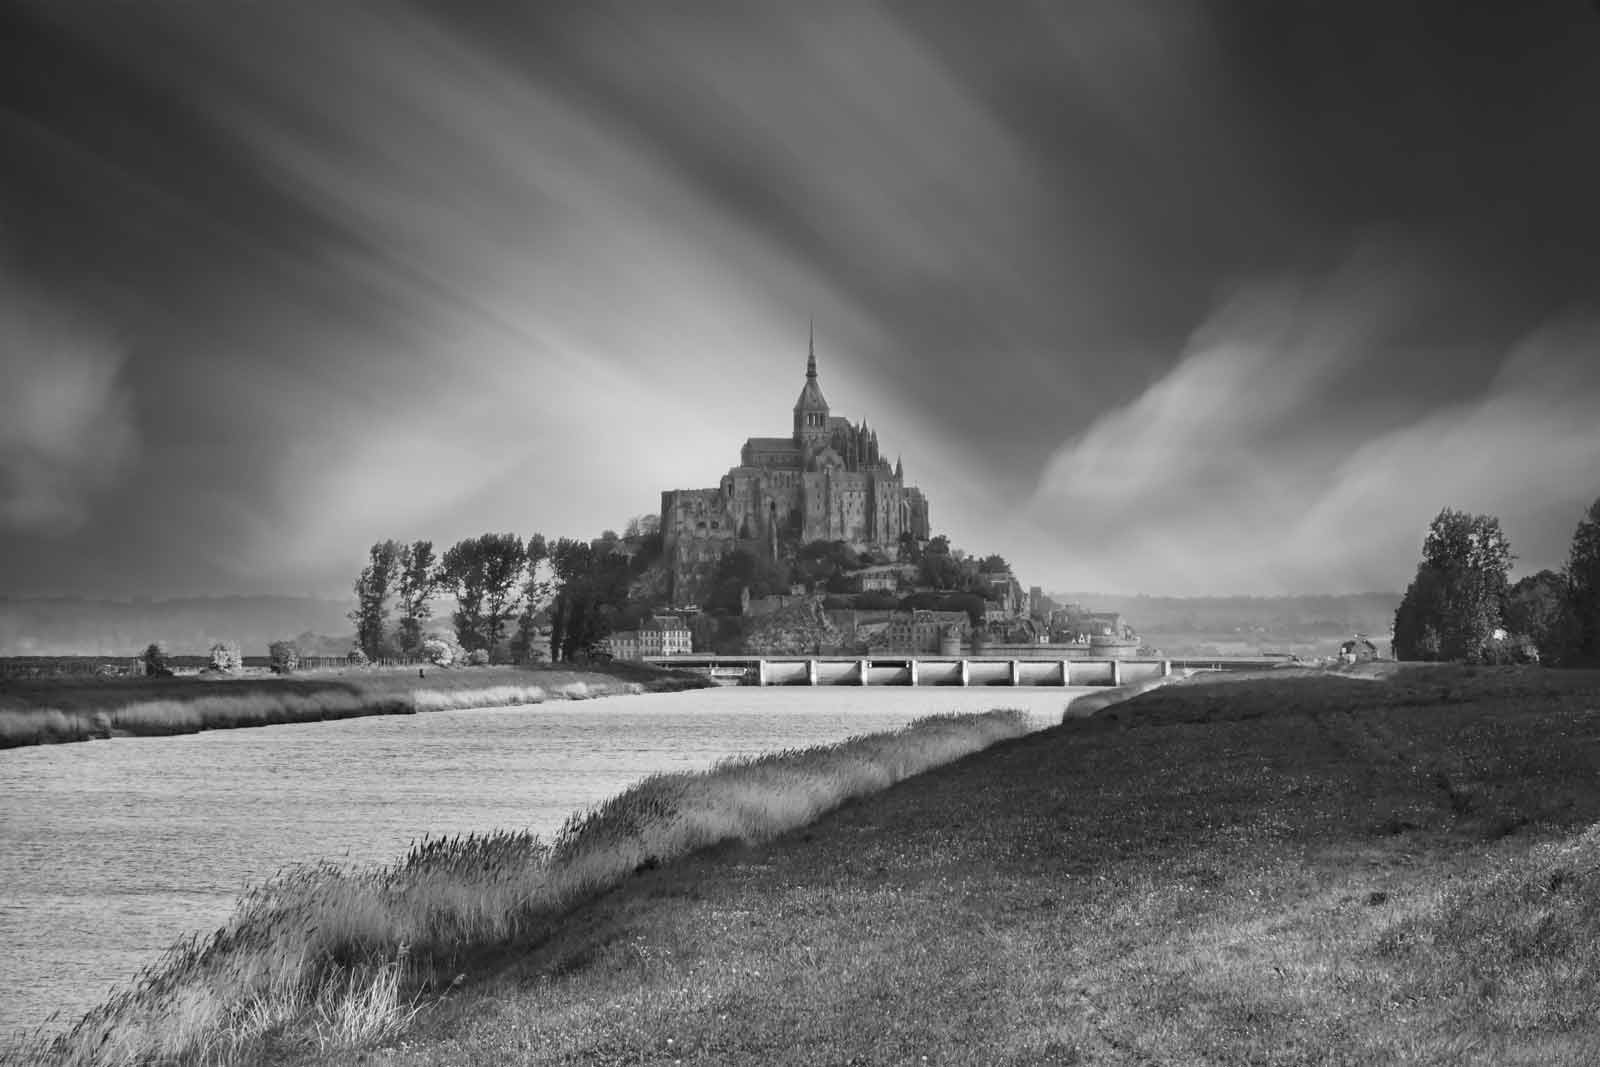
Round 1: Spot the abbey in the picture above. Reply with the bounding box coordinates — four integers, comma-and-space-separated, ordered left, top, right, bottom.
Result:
660, 332, 930, 603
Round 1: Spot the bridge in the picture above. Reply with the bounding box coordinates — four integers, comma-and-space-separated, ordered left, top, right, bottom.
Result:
640, 655, 1173, 687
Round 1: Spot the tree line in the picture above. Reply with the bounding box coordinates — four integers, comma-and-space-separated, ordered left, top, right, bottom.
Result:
349, 525, 665, 664
1393, 497, 1600, 666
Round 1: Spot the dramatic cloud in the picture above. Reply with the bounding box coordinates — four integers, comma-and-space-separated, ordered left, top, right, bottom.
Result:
1024, 243, 1600, 594
1, 3, 1597, 597
0, 264, 139, 532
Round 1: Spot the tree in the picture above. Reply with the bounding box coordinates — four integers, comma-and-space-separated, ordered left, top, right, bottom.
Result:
350, 540, 403, 660
395, 541, 439, 657
625, 513, 660, 539
208, 641, 242, 672
421, 636, 458, 667
1393, 565, 1448, 663
792, 540, 859, 591
708, 548, 789, 613
1567, 496, 1600, 666
1502, 569, 1572, 664
478, 535, 529, 658
268, 640, 299, 674
918, 535, 961, 591
511, 534, 553, 664
1392, 508, 1514, 662
977, 553, 1011, 575
142, 641, 172, 677
547, 538, 630, 661
439, 534, 528, 658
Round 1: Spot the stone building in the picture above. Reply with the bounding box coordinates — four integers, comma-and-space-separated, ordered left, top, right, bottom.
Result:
850, 564, 916, 594
660, 330, 931, 604
640, 616, 693, 656
885, 609, 972, 654
601, 616, 692, 660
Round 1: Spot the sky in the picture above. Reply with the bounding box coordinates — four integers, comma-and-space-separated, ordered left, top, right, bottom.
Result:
1, 1, 1598, 600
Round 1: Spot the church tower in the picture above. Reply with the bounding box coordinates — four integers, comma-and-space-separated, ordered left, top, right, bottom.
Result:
792, 321, 831, 446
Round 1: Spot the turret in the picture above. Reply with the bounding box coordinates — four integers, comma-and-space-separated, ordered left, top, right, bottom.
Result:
792, 321, 831, 445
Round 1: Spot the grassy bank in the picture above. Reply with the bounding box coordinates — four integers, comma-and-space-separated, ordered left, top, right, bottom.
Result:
239, 663, 1600, 1066
6, 709, 1034, 1066
0, 662, 713, 749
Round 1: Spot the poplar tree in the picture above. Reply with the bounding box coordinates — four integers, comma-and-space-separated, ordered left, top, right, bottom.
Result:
511, 534, 552, 663
395, 540, 439, 657
547, 538, 630, 661
1566, 496, 1600, 666
350, 539, 402, 660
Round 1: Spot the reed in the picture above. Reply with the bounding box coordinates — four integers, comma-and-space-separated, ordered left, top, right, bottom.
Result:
0, 667, 704, 749
4, 709, 1031, 1066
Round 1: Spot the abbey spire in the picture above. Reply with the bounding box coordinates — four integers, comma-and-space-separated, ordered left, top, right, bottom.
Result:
793, 321, 830, 445
806, 317, 817, 379
660, 324, 932, 604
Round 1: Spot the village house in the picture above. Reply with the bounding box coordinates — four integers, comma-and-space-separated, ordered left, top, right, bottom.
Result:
602, 616, 693, 660
885, 609, 972, 654
850, 564, 915, 594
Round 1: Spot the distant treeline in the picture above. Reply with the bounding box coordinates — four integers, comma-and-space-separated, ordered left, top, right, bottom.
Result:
0, 596, 355, 658
0, 654, 379, 679
1048, 591, 1403, 635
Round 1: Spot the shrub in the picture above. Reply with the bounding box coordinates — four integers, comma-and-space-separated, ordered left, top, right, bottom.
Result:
421, 637, 455, 667
268, 640, 299, 674
142, 642, 173, 678
346, 647, 370, 667
466, 648, 490, 667
1482, 632, 1540, 666
208, 641, 242, 672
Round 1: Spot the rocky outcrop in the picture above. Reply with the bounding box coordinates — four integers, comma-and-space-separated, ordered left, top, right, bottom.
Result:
743, 597, 844, 655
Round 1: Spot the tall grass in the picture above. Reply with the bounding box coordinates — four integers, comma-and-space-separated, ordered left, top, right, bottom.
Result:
5, 709, 1031, 1066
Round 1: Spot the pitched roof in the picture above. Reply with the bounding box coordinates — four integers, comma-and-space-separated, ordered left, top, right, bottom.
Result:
794, 375, 829, 412
744, 437, 798, 453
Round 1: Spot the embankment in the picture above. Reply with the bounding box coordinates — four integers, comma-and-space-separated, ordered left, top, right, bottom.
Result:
274, 664, 1600, 1065
0, 663, 713, 750
6, 709, 1035, 1067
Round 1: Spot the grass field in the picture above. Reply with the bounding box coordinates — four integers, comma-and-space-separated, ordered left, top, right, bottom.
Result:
0, 661, 712, 748
246, 662, 1600, 1067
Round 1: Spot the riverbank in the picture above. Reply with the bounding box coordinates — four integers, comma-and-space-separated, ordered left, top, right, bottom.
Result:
276, 663, 1600, 1065
0, 662, 714, 749
6, 709, 1036, 1066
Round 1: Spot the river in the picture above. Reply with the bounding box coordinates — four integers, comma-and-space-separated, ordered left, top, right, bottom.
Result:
0, 685, 1083, 1040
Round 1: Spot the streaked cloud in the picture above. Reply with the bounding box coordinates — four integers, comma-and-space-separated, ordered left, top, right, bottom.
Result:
0, 262, 139, 532
1023, 242, 1600, 593
1, 2, 1596, 597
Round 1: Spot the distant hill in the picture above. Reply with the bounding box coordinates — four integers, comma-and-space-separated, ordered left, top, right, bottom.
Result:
1048, 591, 1403, 658
0, 595, 359, 656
